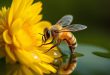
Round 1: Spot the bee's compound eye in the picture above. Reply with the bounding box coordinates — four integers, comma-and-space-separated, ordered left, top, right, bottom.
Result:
46, 30, 50, 38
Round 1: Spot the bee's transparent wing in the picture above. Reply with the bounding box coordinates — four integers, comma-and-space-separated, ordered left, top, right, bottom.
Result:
60, 24, 87, 32
56, 15, 73, 26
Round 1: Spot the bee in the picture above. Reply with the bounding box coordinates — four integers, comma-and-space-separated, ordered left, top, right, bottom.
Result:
40, 15, 87, 74
41, 15, 87, 54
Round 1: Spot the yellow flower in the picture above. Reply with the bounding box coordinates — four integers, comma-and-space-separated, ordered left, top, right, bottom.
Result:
0, 0, 61, 75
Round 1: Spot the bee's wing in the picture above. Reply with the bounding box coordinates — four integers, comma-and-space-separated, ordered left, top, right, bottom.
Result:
56, 15, 73, 26
60, 24, 87, 32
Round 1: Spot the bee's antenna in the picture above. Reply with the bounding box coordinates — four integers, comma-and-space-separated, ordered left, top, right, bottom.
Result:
38, 33, 44, 35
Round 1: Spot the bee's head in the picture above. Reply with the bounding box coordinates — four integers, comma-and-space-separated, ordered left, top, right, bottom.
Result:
42, 28, 51, 43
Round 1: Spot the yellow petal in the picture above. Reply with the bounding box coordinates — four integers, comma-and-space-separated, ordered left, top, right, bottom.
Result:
3, 30, 12, 44
37, 63, 51, 74
8, 0, 14, 26
14, 49, 33, 65
30, 49, 54, 63
5, 44, 16, 62
39, 62, 57, 73
15, 29, 32, 48
29, 1, 42, 15
14, 49, 39, 66
13, 0, 33, 15
30, 14, 42, 24
10, 18, 23, 35
25, 0, 34, 6
30, 64, 43, 75
29, 50, 55, 63
13, 35, 20, 48
22, 1, 42, 20
1, 7, 7, 16
13, 0, 22, 14
38, 53, 54, 63
21, 65, 33, 75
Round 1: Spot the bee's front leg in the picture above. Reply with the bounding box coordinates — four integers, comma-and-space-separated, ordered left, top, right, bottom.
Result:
39, 38, 54, 47
44, 39, 61, 53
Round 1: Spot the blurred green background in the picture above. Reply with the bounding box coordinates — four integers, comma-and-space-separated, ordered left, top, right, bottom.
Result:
0, 0, 110, 75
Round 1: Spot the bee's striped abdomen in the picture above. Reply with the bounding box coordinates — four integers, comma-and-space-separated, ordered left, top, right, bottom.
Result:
65, 32, 77, 54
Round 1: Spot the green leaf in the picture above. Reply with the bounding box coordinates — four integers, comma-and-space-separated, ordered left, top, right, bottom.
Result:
92, 52, 110, 58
